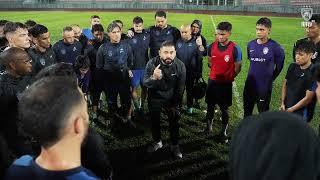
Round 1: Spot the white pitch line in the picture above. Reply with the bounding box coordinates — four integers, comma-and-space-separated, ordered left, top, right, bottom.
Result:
209, 15, 243, 118
210, 15, 216, 30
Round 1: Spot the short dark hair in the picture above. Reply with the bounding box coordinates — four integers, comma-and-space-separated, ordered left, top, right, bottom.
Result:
75, 55, 90, 70
133, 16, 143, 24
0, 20, 9, 27
107, 22, 121, 33
91, 15, 100, 19
256, 17, 272, 28
24, 19, 37, 29
217, 22, 232, 32
63, 26, 73, 33
35, 62, 77, 84
295, 40, 315, 54
160, 41, 175, 49
309, 14, 320, 25
29, 24, 48, 38
0, 47, 30, 68
91, 24, 104, 33
18, 76, 83, 148
155, 10, 166, 19
3, 22, 27, 35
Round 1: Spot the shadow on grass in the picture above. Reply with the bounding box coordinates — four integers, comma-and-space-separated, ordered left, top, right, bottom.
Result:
107, 138, 229, 180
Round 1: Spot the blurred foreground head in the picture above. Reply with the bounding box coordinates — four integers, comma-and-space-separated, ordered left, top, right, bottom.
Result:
230, 111, 320, 180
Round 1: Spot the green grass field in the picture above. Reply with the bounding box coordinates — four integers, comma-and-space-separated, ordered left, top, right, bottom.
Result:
1, 11, 319, 179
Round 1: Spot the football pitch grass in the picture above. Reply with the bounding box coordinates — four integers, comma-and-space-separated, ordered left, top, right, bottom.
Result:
1, 11, 319, 179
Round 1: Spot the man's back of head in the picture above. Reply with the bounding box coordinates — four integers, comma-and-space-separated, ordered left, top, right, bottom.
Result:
19, 76, 88, 149
4, 76, 98, 179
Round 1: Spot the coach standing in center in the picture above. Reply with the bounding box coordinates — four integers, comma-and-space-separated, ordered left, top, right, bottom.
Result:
144, 41, 186, 159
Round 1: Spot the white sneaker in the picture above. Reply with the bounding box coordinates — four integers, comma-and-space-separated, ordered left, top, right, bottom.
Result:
147, 141, 163, 153
170, 145, 182, 159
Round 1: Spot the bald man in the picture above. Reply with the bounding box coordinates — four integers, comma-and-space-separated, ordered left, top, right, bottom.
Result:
53, 26, 83, 65
175, 24, 203, 115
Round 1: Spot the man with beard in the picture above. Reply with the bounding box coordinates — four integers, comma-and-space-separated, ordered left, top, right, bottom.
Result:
5, 76, 99, 179
53, 26, 82, 65
0, 47, 33, 158
28, 24, 56, 76
144, 41, 186, 159
33, 63, 113, 179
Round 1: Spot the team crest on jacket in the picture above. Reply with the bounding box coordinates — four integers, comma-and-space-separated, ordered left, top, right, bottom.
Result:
263, 47, 269, 55
40, 58, 46, 66
166, 30, 171, 35
108, 50, 113, 57
143, 36, 146, 41
73, 47, 77, 52
132, 38, 137, 44
60, 49, 66, 55
177, 43, 182, 48
224, 55, 230, 62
